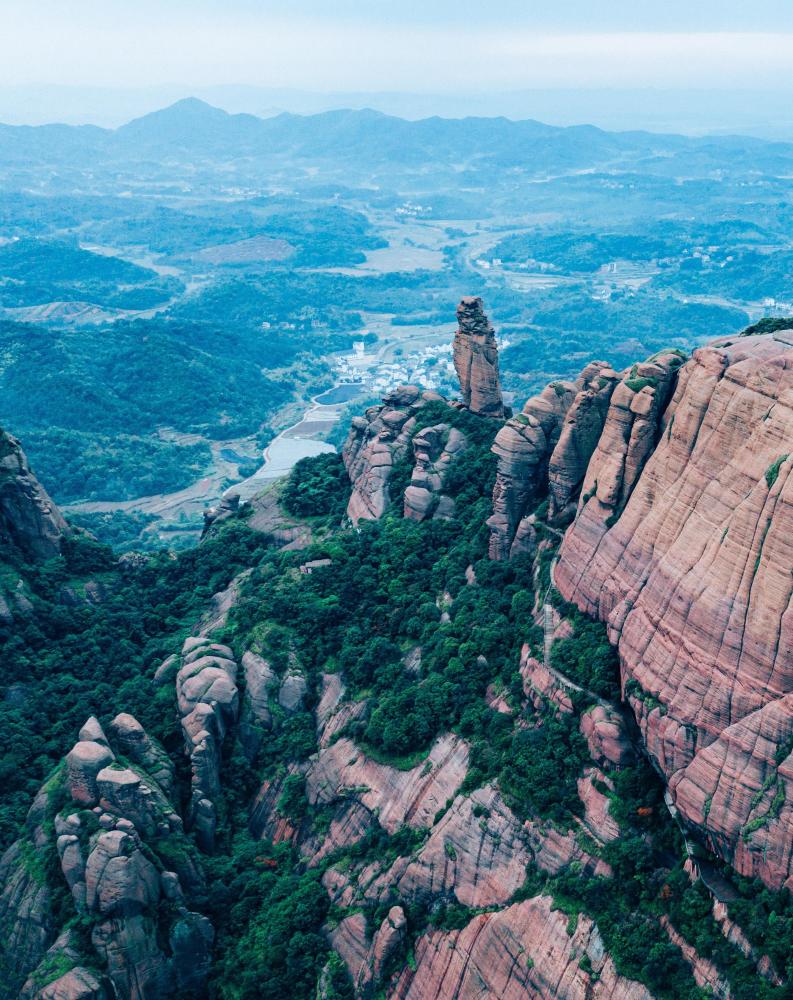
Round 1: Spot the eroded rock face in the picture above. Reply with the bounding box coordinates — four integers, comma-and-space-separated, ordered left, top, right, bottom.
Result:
712, 900, 782, 985
245, 483, 314, 549
343, 387, 440, 524
84, 830, 160, 916
580, 704, 635, 770
488, 362, 626, 559
0, 839, 58, 995
239, 651, 275, 759
389, 896, 652, 1000
403, 424, 467, 522
306, 734, 469, 834
20, 930, 112, 999
558, 350, 683, 547
330, 906, 408, 997
176, 636, 239, 851
31, 965, 110, 1000
661, 917, 732, 998
2, 718, 212, 1000
487, 378, 577, 560
278, 667, 308, 712
452, 297, 504, 418
556, 333, 793, 888
547, 362, 621, 526
108, 713, 174, 798
0, 429, 69, 562
65, 740, 115, 807
380, 785, 530, 908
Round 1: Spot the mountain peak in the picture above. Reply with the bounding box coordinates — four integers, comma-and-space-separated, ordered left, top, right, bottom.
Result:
117, 97, 232, 134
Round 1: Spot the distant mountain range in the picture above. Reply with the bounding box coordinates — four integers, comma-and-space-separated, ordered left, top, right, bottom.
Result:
4, 97, 793, 176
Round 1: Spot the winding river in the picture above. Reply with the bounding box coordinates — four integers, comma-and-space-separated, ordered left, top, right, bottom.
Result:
230, 383, 364, 501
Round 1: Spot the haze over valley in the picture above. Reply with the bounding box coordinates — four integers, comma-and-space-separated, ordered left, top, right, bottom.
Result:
2, 97, 792, 546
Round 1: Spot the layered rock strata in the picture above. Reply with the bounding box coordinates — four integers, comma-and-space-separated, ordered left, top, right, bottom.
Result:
249, 660, 623, 998
547, 362, 623, 525
175, 636, 240, 850
452, 297, 505, 418
201, 491, 240, 537
487, 380, 576, 558
488, 361, 620, 558
389, 896, 652, 1000
555, 332, 793, 888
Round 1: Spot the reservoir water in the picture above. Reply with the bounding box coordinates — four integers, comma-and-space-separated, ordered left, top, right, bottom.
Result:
229, 384, 364, 500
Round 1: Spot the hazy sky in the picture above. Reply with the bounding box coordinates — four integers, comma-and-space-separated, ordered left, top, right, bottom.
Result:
4, 0, 793, 92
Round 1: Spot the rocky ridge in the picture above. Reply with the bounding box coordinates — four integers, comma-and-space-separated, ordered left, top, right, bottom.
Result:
342, 386, 449, 523
0, 717, 212, 999
4, 301, 793, 998
0, 429, 69, 563
244, 655, 635, 999
554, 331, 793, 889
175, 636, 240, 851
487, 361, 619, 558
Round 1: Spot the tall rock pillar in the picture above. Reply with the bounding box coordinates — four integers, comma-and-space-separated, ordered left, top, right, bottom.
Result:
453, 297, 505, 418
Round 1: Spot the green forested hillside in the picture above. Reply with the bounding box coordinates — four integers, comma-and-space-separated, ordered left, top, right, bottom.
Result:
0, 318, 296, 503
4, 438, 793, 1000
0, 238, 182, 309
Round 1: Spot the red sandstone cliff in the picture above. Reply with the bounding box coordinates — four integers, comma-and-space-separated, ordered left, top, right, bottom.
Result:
555, 330, 793, 889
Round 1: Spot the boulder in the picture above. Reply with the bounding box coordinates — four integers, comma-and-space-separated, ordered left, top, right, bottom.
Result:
95, 766, 176, 838
403, 424, 467, 522
278, 668, 308, 712
239, 651, 275, 757
65, 741, 115, 807
580, 704, 635, 769
202, 492, 240, 537
84, 830, 160, 917
108, 713, 174, 797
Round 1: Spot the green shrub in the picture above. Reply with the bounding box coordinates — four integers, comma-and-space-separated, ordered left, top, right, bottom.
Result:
765, 454, 788, 489
281, 453, 350, 519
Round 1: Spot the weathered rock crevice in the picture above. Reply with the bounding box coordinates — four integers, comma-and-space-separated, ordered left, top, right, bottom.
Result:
555, 332, 793, 888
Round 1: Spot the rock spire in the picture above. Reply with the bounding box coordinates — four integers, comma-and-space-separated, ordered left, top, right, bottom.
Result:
453, 297, 504, 418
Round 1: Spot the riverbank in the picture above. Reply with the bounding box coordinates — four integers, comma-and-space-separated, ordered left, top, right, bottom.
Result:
230, 383, 366, 501
63, 382, 368, 542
